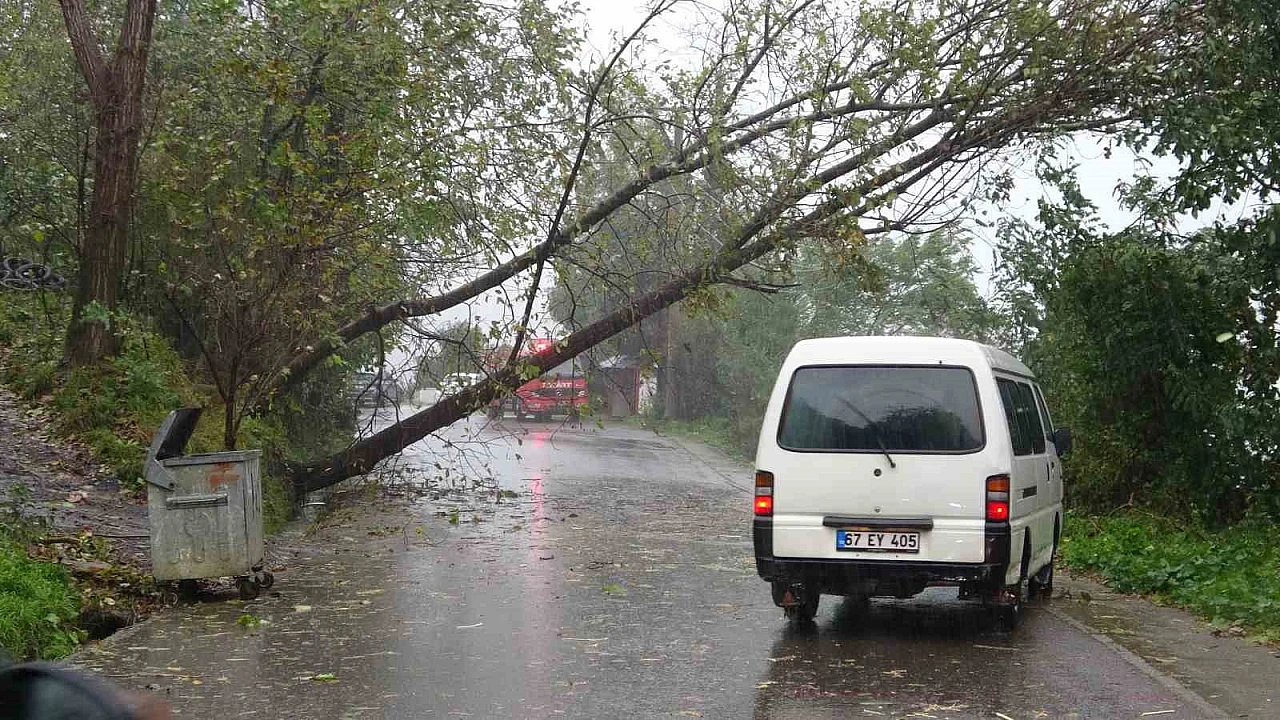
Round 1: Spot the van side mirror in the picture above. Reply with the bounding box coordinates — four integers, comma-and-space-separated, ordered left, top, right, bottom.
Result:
1052, 427, 1073, 457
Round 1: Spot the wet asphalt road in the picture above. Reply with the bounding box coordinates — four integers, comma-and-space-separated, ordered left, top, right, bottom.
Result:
78, 415, 1215, 719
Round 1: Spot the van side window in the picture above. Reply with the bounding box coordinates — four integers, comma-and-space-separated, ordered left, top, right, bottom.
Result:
1013, 382, 1046, 454
1032, 384, 1054, 441
996, 379, 1032, 456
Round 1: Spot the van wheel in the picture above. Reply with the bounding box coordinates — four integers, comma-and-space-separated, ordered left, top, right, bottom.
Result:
1031, 534, 1058, 601
1029, 517, 1059, 597
996, 537, 1031, 631
784, 593, 820, 624
773, 582, 820, 623
1030, 558, 1055, 601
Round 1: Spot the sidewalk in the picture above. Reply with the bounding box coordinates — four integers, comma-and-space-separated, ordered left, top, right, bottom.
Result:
1053, 571, 1278, 718
0, 385, 149, 565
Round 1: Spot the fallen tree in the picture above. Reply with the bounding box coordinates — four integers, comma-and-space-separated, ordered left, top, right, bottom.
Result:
285, 0, 1197, 492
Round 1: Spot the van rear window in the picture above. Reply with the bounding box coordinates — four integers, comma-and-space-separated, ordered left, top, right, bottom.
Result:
778, 366, 984, 453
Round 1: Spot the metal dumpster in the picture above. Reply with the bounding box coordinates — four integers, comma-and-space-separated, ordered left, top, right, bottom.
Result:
144, 408, 273, 599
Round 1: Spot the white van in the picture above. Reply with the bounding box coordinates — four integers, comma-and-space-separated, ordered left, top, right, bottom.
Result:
752, 336, 1071, 628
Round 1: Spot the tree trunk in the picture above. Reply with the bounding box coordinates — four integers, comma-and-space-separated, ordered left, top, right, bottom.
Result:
66, 104, 139, 362
224, 389, 238, 451
59, 0, 157, 365
290, 271, 707, 492
289, 216, 798, 492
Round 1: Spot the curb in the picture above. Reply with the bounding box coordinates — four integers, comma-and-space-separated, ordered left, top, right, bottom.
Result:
1044, 604, 1227, 719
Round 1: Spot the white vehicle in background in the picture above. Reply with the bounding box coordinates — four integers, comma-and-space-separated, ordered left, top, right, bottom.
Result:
438, 372, 483, 400
752, 336, 1071, 629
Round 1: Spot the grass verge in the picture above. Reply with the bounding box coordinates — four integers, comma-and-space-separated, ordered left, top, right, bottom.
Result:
1061, 511, 1280, 640
0, 534, 80, 660
633, 415, 754, 462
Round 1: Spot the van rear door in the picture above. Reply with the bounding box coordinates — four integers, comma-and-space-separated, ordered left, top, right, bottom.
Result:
768, 365, 993, 563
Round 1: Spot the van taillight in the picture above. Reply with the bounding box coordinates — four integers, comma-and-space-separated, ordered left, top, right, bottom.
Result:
986, 474, 1010, 522
754, 470, 774, 517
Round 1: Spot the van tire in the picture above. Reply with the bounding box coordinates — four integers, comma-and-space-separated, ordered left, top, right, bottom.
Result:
1030, 558, 1055, 601
1031, 520, 1060, 600
784, 593, 820, 624
774, 582, 820, 623
996, 535, 1031, 631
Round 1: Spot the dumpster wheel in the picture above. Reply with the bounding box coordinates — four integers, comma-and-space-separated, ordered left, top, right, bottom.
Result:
237, 576, 261, 601
177, 579, 199, 603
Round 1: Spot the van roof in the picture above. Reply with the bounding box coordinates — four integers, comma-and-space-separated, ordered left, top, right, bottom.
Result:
788, 335, 1033, 378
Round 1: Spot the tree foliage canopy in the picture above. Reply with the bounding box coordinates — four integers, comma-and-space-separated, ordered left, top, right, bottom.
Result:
993, 0, 1280, 524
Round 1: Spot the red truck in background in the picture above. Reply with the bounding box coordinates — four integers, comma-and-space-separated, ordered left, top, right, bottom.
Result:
486, 338, 588, 421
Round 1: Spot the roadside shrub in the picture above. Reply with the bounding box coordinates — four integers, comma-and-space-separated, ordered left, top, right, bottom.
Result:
9, 360, 57, 400
1062, 512, 1280, 635
262, 475, 293, 535
50, 326, 196, 486
0, 536, 80, 660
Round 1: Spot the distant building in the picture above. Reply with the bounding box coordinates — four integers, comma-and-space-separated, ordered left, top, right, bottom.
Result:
587, 354, 654, 418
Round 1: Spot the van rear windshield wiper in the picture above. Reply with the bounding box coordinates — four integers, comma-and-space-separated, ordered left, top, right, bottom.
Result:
835, 396, 897, 468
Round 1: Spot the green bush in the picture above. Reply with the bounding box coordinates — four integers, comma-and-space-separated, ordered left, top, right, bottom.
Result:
50, 331, 197, 487
262, 474, 293, 535
1062, 512, 1280, 635
0, 536, 80, 660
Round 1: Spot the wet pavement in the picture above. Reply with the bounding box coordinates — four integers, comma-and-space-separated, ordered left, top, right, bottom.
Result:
77, 414, 1234, 718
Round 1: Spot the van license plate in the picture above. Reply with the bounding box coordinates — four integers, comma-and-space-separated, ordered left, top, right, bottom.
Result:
836, 529, 920, 553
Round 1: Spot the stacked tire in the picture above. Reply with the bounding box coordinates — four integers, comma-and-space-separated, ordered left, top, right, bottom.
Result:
0, 257, 66, 291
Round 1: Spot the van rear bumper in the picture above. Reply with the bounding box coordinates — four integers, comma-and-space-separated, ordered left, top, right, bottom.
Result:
754, 518, 1011, 593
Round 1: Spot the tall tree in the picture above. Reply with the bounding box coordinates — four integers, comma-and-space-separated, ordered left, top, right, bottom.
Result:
992, 0, 1280, 523
58, 0, 157, 364
285, 0, 1195, 491
802, 231, 1002, 341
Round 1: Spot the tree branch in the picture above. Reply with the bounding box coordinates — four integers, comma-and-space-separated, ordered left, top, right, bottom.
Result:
58, 0, 109, 102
